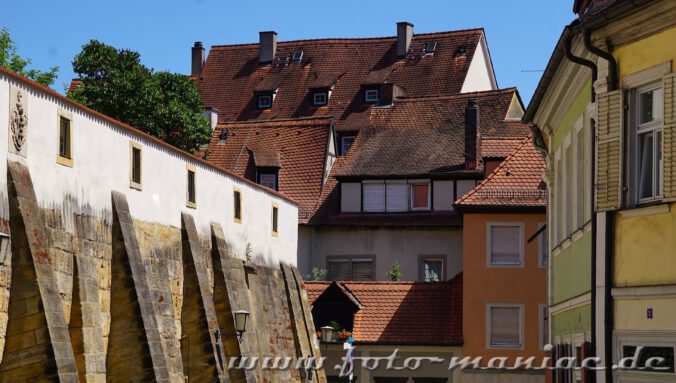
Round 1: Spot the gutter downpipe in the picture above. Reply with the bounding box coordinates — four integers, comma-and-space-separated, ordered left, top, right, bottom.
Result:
582, 27, 618, 383
563, 25, 599, 383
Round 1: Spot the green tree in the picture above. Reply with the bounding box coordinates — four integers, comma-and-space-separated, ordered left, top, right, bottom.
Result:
386, 261, 403, 281
68, 40, 210, 152
0, 28, 58, 87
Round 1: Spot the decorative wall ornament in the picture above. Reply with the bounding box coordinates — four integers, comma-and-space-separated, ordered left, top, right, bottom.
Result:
8, 86, 28, 156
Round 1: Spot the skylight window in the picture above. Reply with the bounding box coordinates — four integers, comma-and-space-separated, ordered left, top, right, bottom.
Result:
313, 92, 328, 106
365, 89, 379, 104
219, 128, 229, 142
292, 50, 304, 64
423, 41, 437, 55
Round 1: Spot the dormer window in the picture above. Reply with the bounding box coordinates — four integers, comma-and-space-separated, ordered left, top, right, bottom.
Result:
423, 41, 437, 55
219, 128, 229, 142
365, 89, 379, 103
257, 169, 278, 190
258, 94, 272, 109
313, 91, 328, 106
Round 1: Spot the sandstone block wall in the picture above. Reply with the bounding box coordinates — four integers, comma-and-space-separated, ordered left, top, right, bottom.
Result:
0, 161, 326, 383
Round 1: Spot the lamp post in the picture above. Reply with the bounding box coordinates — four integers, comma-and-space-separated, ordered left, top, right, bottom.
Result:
0, 232, 10, 265
320, 326, 334, 349
234, 310, 250, 343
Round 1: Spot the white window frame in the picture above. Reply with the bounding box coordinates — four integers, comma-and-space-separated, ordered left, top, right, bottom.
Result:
341, 135, 356, 156
615, 330, 676, 381
634, 82, 664, 204
409, 180, 431, 211
486, 222, 524, 267
573, 118, 586, 231
486, 303, 524, 349
258, 94, 272, 108
562, 134, 572, 238
313, 92, 328, 106
421, 257, 444, 282
365, 89, 379, 103
129, 141, 142, 190
553, 149, 562, 246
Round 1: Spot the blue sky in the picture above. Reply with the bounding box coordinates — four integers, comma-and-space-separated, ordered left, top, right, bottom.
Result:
2, 0, 575, 105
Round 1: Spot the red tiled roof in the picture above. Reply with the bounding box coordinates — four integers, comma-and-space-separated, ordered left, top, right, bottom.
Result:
482, 137, 524, 158
206, 117, 332, 222
305, 274, 463, 345
338, 88, 530, 178
455, 136, 547, 208
196, 29, 484, 131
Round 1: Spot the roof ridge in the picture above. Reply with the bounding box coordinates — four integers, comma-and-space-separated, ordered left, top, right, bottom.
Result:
395, 87, 517, 102
455, 135, 536, 205
218, 116, 334, 127
209, 28, 485, 49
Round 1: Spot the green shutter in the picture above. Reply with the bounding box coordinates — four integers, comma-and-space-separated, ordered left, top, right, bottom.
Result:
596, 90, 623, 211
663, 73, 676, 201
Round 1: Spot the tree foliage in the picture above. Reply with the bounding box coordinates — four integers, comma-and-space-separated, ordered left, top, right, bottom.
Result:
0, 28, 58, 86
68, 40, 210, 152
386, 261, 403, 281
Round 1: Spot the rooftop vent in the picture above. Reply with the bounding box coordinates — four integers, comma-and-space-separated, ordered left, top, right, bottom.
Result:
292, 50, 304, 64
423, 41, 437, 55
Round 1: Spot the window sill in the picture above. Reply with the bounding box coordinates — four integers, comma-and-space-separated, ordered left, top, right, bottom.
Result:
186, 201, 196, 209
234, 218, 242, 224
272, 231, 278, 237
619, 203, 670, 219
56, 156, 73, 167
488, 263, 524, 268
129, 181, 142, 191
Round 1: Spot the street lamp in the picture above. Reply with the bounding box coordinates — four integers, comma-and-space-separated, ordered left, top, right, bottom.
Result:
320, 326, 334, 349
0, 232, 10, 265
234, 310, 250, 342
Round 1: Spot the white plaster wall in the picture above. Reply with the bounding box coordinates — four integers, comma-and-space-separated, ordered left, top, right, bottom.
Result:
0, 72, 298, 266
461, 35, 498, 93
307, 226, 462, 281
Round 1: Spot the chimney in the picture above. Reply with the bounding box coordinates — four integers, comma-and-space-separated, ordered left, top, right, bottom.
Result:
259, 31, 277, 64
396, 22, 414, 58
191, 41, 205, 76
464, 99, 481, 170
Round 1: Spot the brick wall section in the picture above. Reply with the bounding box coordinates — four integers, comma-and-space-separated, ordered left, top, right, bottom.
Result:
2, 161, 78, 381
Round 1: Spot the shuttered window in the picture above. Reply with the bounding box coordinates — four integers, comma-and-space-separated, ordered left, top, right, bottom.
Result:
575, 124, 586, 229
327, 258, 374, 281
488, 224, 522, 265
352, 258, 374, 281
663, 73, 676, 201
363, 183, 385, 212
386, 183, 408, 212
328, 259, 351, 281
489, 306, 521, 347
596, 90, 623, 211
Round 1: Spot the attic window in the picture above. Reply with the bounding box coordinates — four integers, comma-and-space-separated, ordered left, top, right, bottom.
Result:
219, 128, 229, 142
292, 50, 304, 64
423, 41, 437, 55
365, 89, 379, 104
258, 94, 272, 109
455, 45, 468, 57
313, 91, 328, 106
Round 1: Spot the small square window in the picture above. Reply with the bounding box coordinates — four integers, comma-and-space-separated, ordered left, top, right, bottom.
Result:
234, 190, 242, 223
422, 259, 443, 282
313, 92, 328, 106
340, 135, 356, 156
130, 142, 142, 190
186, 167, 196, 207
365, 89, 379, 103
488, 224, 522, 266
259, 173, 277, 190
258, 95, 272, 109
410, 183, 430, 210
272, 204, 279, 236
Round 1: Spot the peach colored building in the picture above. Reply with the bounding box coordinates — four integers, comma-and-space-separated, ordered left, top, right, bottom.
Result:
456, 137, 548, 383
